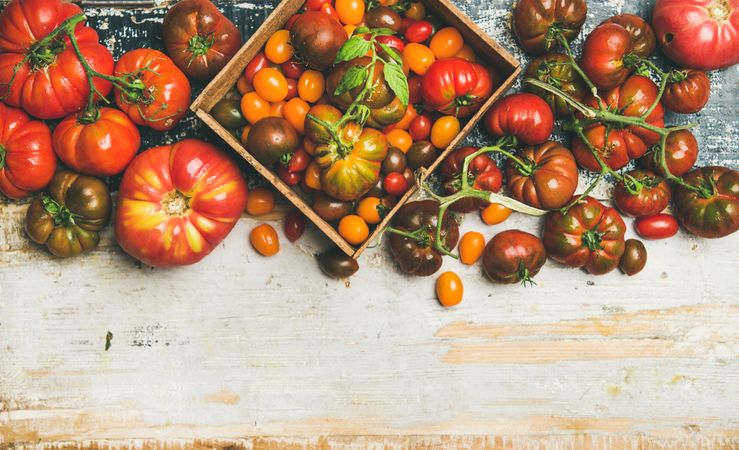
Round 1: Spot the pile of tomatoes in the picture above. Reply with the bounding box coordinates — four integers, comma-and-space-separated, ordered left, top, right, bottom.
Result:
213, 0, 500, 249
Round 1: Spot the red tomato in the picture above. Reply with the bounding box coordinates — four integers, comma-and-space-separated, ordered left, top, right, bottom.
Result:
285, 14, 301, 31
662, 70, 711, 114
421, 58, 497, 117
580, 23, 633, 90
634, 214, 679, 240
409, 114, 432, 141
440, 146, 503, 212
0, 103, 56, 199
384, 172, 411, 196
652, 0, 739, 70
280, 58, 306, 79
114, 49, 192, 131
484, 93, 554, 145
641, 129, 698, 177
116, 139, 248, 267
284, 208, 306, 242
408, 76, 423, 104
305, 0, 331, 11
284, 147, 310, 173
277, 165, 302, 185
405, 20, 433, 43
244, 52, 271, 83
52, 107, 140, 177
0, 0, 114, 119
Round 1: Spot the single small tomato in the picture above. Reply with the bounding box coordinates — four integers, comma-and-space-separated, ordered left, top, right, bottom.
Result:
405, 20, 433, 43
429, 27, 464, 59
277, 165, 301, 185
283, 97, 310, 134
384, 172, 411, 196
241, 91, 271, 124
270, 101, 286, 117
403, 43, 436, 75
335, 0, 365, 25
405, 1, 426, 20
244, 52, 271, 83
298, 70, 326, 103
236, 74, 254, 94
619, 238, 647, 276
381, 147, 407, 175
409, 114, 432, 141
284, 208, 306, 242
634, 214, 679, 240
356, 196, 384, 225
265, 29, 293, 64
286, 78, 298, 100
458, 231, 485, 265
386, 129, 413, 152
430, 115, 460, 149
240, 125, 251, 146
481, 203, 511, 225
338, 214, 370, 245
436, 271, 463, 307
246, 187, 276, 216
253, 67, 288, 103
280, 58, 305, 79
251, 224, 280, 256
304, 160, 322, 190
318, 248, 360, 278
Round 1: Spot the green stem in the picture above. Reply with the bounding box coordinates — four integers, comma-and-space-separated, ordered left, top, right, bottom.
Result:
555, 33, 606, 110
306, 114, 352, 156
560, 171, 604, 215
0, 144, 5, 169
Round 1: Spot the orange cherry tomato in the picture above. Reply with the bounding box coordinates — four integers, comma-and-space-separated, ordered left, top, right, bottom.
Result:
284, 97, 310, 134
430, 115, 460, 149
403, 43, 435, 75
253, 67, 288, 103
338, 214, 369, 245
269, 101, 286, 117
458, 231, 485, 265
297, 70, 326, 103
480, 203, 512, 225
236, 74, 254, 94
240, 92, 271, 124
356, 196, 384, 225
246, 187, 276, 216
429, 27, 464, 59
265, 29, 293, 64
385, 128, 413, 152
304, 160, 322, 190
250, 224, 280, 256
335, 0, 365, 25
455, 44, 477, 62
436, 271, 463, 307
240, 125, 251, 146
344, 24, 357, 37
393, 103, 417, 131
303, 137, 318, 155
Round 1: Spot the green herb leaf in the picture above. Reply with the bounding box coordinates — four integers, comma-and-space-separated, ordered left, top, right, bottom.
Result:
378, 42, 402, 64
335, 37, 372, 64
354, 26, 371, 34
334, 65, 369, 96
382, 62, 409, 106
371, 27, 395, 36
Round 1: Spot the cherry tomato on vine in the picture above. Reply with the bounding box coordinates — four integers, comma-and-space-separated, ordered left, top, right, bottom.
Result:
356, 196, 384, 225
251, 224, 280, 256
241, 92, 271, 124
283, 97, 310, 134
635, 214, 679, 240
246, 187, 276, 216
338, 214, 369, 245
298, 70, 325, 103
429, 27, 464, 59
403, 43, 436, 75
335, 0, 365, 25
405, 20, 433, 43
430, 115, 460, 149
284, 208, 307, 242
436, 271, 463, 307
458, 231, 485, 265
481, 203, 511, 225
384, 172, 411, 196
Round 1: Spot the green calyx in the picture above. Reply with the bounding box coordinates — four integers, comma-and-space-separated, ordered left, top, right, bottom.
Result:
582, 229, 604, 251
0, 144, 6, 170
42, 196, 78, 227
517, 260, 537, 287
188, 34, 215, 59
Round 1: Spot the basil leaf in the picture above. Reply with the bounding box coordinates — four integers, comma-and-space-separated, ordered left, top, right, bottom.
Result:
335, 37, 372, 64
371, 27, 395, 36
334, 65, 368, 96
378, 42, 402, 64
354, 26, 370, 34
382, 62, 409, 106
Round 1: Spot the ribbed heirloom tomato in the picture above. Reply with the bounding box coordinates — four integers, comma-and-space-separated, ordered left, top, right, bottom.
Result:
116, 139, 248, 267
613, 170, 671, 218
662, 70, 711, 115
440, 146, 503, 213
421, 58, 496, 117
580, 23, 633, 91
641, 129, 698, 177
673, 166, 739, 238
482, 230, 547, 285
484, 93, 554, 145
512, 0, 587, 55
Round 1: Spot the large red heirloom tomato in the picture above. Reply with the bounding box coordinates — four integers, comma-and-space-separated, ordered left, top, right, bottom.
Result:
116, 139, 248, 267
0, 103, 56, 199
53, 107, 140, 177
652, 0, 739, 70
0, 0, 114, 119
484, 93, 554, 145
420, 58, 496, 117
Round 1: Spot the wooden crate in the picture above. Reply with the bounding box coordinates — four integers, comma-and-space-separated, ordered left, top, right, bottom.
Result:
192, 0, 520, 258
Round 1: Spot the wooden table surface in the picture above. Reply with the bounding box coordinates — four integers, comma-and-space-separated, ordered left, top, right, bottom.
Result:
1, 0, 738, 448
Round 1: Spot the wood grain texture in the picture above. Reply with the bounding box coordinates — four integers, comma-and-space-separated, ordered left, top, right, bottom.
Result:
1, 0, 738, 447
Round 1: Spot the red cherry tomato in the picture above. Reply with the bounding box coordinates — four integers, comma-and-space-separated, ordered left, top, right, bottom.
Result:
285, 147, 310, 173
408, 76, 423, 104
284, 208, 307, 242
384, 172, 411, 196
277, 165, 302, 186
376, 35, 405, 54
399, 17, 415, 34
634, 213, 679, 240
409, 114, 432, 141
305, 0, 331, 10
285, 14, 300, 30
244, 52, 271, 84
484, 93, 554, 145
286, 78, 299, 99
405, 20, 433, 43
280, 58, 305, 79
320, 3, 340, 21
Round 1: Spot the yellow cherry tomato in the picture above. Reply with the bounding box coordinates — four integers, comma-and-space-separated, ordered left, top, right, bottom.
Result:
335, 0, 365, 25
436, 271, 463, 307
356, 196, 383, 225
240, 92, 271, 124
250, 224, 280, 256
253, 67, 288, 103
430, 115, 460, 149
403, 43, 435, 75
458, 231, 485, 265
304, 160, 322, 190
481, 203, 512, 225
344, 24, 357, 37
246, 187, 275, 216
297, 70, 325, 103
264, 29, 293, 64
429, 27, 464, 59
283, 97, 310, 134
338, 214, 369, 245
385, 128, 413, 152
393, 103, 417, 131
455, 44, 477, 62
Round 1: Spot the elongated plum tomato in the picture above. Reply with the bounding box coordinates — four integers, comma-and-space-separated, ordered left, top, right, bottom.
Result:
436, 271, 463, 307
53, 107, 140, 177
634, 214, 679, 240
0, 103, 56, 200
115, 139, 248, 268
652, 0, 739, 70
484, 93, 554, 145
458, 231, 485, 265
250, 224, 280, 256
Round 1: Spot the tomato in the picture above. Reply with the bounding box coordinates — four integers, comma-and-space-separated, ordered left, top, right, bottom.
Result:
318, 248, 359, 278
436, 271, 463, 307
429, 27, 464, 59
403, 43, 436, 75
246, 117, 300, 167
635, 214, 679, 240
662, 70, 711, 114
286, 78, 299, 100
114, 49, 191, 131
305, 105, 343, 143
283, 97, 310, 134
277, 164, 301, 185
430, 115, 460, 149
458, 231, 485, 265
338, 214, 369, 244
383, 171, 411, 196
291, 11, 348, 70
440, 146, 503, 212
316, 126, 389, 201
376, 35, 405, 54
484, 93, 554, 145
481, 203, 512, 225
327, 57, 394, 110
245, 187, 275, 216
241, 91, 271, 124
613, 170, 671, 218
335, 0, 365, 25
455, 44, 476, 62
53, 107, 140, 177
25, 170, 111, 257
482, 230, 547, 285
421, 58, 496, 117
280, 58, 305, 79
284, 147, 310, 173
298, 70, 326, 103
163, 0, 242, 80
285, 14, 301, 31
356, 197, 382, 224
388, 200, 459, 276
305, 0, 331, 11
385, 129, 413, 152
652, 0, 739, 70
319, 3, 340, 22
241, 125, 251, 146
580, 23, 633, 91
405, 2, 426, 20
116, 139, 248, 267
524, 53, 587, 118
253, 67, 289, 103
0, 103, 55, 200
313, 191, 352, 221
244, 52, 271, 84
236, 74, 254, 95
512, 0, 587, 55
265, 29, 293, 64
506, 141, 578, 210
408, 76, 423, 104
406, 140, 438, 169
672, 166, 739, 238
405, 21, 434, 43
365, 6, 401, 31
641, 129, 698, 177
251, 224, 280, 256
284, 208, 306, 242
367, 97, 408, 129
409, 114, 432, 141
542, 196, 626, 275
619, 239, 647, 276
304, 160, 323, 191
0, 0, 114, 120
212, 89, 248, 129
601, 14, 656, 58
381, 147, 407, 175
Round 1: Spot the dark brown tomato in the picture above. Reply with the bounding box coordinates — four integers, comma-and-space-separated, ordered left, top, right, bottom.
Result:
290, 11, 348, 70
318, 248, 359, 278
601, 13, 656, 57
524, 53, 588, 118
619, 239, 647, 276
246, 117, 299, 166
406, 141, 439, 170
365, 6, 402, 32
482, 230, 547, 285
313, 192, 353, 222
367, 97, 407, 129
382, 147, 407, 175
512, 0, 587, 55
211, 89, 247, 129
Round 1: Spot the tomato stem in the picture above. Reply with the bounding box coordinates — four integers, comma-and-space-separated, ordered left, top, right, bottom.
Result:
41, 196, 79, 227
306, 113, 353, 156
0, 144, 5, 170
188, 33, 214, 59
517, 261, 537, 287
